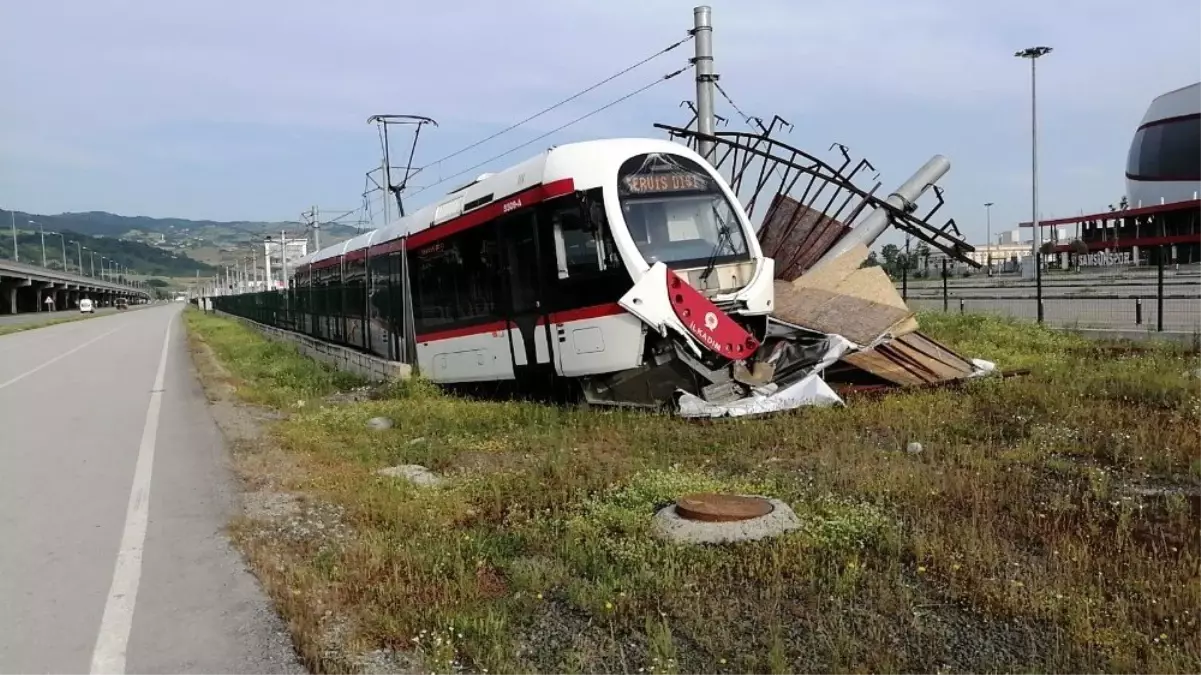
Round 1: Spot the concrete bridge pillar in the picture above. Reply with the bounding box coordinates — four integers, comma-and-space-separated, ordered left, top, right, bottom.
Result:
34, 281, 53, 312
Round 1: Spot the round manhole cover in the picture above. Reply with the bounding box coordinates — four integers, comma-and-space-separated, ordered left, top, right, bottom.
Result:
675, 493, 774, 522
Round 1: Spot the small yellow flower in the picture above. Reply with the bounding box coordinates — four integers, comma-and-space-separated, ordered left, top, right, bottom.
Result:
719, 658, 727, 665
604, 601, 614, 611
951, 564, 961, 571
536, 593, 543, 600
917, 566, 927, 573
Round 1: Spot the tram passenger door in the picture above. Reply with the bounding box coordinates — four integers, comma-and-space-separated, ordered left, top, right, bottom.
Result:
500, 212, 555, 390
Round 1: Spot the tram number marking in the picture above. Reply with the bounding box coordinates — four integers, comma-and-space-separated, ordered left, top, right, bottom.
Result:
503, 199, 523, 213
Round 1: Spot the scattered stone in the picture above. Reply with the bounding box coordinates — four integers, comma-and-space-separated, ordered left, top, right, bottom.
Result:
651, 494, 800, 544
907, 441, 924, 454
407, 436, 427, 445
377, 464, 442, 487
366, 416, 394, 431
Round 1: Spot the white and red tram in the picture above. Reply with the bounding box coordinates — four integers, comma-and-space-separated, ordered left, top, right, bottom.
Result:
288, 137, 778, 407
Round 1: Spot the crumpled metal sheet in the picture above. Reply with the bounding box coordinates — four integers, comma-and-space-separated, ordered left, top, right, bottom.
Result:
676, 333, 856, 418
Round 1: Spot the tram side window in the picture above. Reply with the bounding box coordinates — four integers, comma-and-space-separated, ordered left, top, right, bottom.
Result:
411, 242, 460, 331
551, 191, 620, 279
454, 226, 499, 322
344, 258, 366, 318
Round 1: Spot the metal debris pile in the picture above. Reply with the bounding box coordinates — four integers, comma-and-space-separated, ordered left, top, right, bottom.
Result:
658, 116, 996, 417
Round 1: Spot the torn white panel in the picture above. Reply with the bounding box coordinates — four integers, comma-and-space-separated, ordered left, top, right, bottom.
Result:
677, 372, 843, 418
967, 358, 998, 378
618, 261, 703, 358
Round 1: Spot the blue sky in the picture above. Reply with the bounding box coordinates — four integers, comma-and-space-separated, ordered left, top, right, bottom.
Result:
2, 0, 1198, 247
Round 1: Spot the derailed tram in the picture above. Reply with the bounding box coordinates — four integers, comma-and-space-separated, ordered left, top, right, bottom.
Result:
222, 137, 823, 411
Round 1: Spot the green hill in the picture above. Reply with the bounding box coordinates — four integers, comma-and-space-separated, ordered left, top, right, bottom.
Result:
0, 209, 365, 269
0, 228, 218, 277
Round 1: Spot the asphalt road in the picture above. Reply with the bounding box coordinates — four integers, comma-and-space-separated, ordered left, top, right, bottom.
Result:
0, 304, 302, 674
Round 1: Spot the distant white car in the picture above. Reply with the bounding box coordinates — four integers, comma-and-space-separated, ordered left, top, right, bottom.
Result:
79, 298, 95, 314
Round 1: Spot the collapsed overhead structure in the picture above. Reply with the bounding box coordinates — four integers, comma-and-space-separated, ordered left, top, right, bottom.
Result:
653, 115, 992, 416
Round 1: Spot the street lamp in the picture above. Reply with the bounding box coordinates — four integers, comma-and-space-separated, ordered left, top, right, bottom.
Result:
1016, 45, 1051, 322
9, 211, 17, 262
55, 232, 67, 272
984, 202, 994, 275
73, 241, 83, 273
34, 220, 46, 267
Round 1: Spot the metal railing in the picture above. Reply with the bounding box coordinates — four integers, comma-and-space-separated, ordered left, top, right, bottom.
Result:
901, 249, 1200, 333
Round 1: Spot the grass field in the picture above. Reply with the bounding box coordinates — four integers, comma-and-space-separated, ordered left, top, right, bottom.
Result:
184, 309, 1201, 674
0, 312, 98, 336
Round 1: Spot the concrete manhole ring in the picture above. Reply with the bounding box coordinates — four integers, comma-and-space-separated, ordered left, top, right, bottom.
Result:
675, 493, 775, 522
651, 494, 800, 545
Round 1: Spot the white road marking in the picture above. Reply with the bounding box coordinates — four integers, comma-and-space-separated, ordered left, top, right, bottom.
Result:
89, 315, 174, 675
0, 326, 123, 391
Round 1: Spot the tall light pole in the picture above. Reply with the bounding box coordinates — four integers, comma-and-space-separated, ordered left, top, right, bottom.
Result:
1016, 45, 1051, 322
35, 221, 46, 267
9, 211, 17, 261
55, 233, 67, 272
984, 202, 994, 275
74, 241, 83, 273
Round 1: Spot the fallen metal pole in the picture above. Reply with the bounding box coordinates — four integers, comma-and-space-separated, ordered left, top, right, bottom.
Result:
814, 154, 951, 267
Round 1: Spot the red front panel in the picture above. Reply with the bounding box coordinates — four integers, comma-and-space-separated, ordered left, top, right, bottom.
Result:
666, 270, 759, 360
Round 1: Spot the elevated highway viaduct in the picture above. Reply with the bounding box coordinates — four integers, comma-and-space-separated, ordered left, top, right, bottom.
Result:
0, 259, 149, 314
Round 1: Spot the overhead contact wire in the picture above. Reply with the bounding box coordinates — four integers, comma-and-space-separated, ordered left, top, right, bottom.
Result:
409, 64, 694, 199
416, 35, 695, 175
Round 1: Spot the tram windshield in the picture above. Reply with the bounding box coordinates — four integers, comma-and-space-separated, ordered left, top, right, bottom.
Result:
616, 152, 750, 267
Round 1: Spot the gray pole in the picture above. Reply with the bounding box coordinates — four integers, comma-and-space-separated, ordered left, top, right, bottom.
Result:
90, 250, 95, 277
984, 202, 994, 275
815, 154, 952, 267
59, 235, 67, 272
39, 223, 46, 267
693, 5, 716, 162
313, 205, 321, 250
75, 241, 83, 274
280, 229, 289, 288
1016, 46, 1051, 319
10, 211, 17, 261
264, 238, 273, 290
1031, 57, 1040, 263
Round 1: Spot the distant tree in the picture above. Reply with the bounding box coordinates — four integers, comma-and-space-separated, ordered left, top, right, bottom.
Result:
1119, 196, 1129, 210
861, 250, 881, 268
1070, 239, 1088, 255
880, 244, 900, 273
915, 242, 931, 272
1039, 241, 1055, 255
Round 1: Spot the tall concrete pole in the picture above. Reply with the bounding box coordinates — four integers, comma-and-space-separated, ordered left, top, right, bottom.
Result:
693, 5, 716, 162
10, 211, 17, 262
280, 229, 289, 288
264, 238, 273, 290
313, 205, 321, 250
815, 154, 952, 267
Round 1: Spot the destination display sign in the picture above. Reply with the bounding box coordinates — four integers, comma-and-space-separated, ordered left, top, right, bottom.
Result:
621, 170, 710, 195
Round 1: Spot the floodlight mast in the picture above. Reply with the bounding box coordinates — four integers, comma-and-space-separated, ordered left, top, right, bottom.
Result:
367, 114, 438, 220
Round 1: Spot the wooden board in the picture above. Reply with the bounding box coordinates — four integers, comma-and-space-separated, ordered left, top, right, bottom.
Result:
771, 243, 918, 346
840, 331, 977, 386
